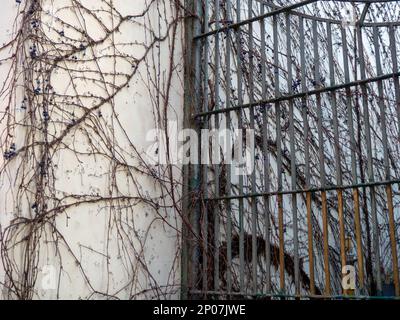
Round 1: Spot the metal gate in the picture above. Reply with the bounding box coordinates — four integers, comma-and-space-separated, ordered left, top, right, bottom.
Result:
182, 0, 400, 299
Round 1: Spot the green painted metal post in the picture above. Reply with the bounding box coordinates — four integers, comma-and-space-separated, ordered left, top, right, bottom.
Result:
181, 0, 202, 300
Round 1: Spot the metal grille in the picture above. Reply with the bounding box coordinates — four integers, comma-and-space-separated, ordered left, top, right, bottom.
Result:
182, 0, 400, 299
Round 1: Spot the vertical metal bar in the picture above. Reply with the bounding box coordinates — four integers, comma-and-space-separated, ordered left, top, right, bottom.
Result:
182, 161, 190, 297
365, 26, 382, 295
386, 185, 399, 296
182, 0, 202, 299
343, 25, 363, 295
327, 22, 347, 294
213, 0, 221, 292
373, 26, 399, 296
347, 23, 365, 293
201, 0, 210, 295
313, 19, 330, 296
247, 0, 258, 295
273, 14, 285, 293
352, 187, 364, 291
385, 26, 400, 294
389, 25, 400, 140
225, 0, 233, 295
286, 13, 300, 296
357, 24, 381, 295
235, 0, 245, 293
343, 24, 366, 294
373, 28, 390, 215
299, 16, 315, 295
260, 2, 271, 295
192, 0, 203, 294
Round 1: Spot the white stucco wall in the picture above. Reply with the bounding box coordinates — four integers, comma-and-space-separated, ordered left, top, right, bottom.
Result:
0, 0, 183, 300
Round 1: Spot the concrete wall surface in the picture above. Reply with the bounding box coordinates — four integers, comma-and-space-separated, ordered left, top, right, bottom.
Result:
0, 0, 184, 300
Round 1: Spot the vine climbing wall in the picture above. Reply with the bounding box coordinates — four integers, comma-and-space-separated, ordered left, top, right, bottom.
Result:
0, 0, 185, 299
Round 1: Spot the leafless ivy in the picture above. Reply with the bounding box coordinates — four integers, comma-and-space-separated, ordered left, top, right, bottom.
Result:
0, 0, 188, 299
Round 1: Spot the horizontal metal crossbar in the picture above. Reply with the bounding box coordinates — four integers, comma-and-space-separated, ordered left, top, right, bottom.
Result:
189, 289, 400, 300
194, 71, 400, 119
204, 179, 400, 202
194, 0, 400, 41
194, 0, 317, 40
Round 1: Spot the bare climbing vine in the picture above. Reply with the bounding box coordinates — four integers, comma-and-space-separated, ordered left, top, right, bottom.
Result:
1, 0, 400, 300
0, 0, 188, 299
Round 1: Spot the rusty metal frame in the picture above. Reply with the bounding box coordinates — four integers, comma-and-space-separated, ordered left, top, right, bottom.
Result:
183, 0, 400, 299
